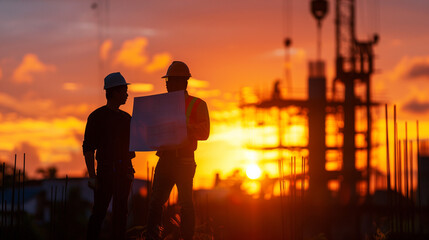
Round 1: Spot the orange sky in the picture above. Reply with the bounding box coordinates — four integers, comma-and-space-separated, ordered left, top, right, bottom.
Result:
0, 0, 429, 189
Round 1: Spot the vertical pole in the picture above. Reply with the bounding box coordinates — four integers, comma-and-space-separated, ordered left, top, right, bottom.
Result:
54, 186, 57, 240
289, 156, 293, 240
398, 141, 403, 235
278, 158, 285, 240
50, 186, 54, 240
393, 105, 398, 232
147, 161, 150, 207
410, 140, 414, 233
366, 75, 372, 198
301, 157, 305, 240
17, 170, 20, 230
404, 123, 410, 234
294, 156, 297, 240
22, 154, 25, 220
385, 104, 391, 191
64, 175, 69, 240
405, 123, 409, 200
416, 120, 422, 234
1, 162, 5, 230
384, 104, 394, 230
11, 154, 16, 228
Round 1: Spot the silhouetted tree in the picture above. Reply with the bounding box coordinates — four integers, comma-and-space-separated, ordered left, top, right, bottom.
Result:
36, 166, 58, 179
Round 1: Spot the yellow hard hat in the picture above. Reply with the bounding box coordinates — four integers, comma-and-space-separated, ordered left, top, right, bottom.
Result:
162, 61, 191, 78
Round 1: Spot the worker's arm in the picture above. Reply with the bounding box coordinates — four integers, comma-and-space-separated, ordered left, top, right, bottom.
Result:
82, 113, 98, 187
188, 100, 210, 141
84, 151, 96, 178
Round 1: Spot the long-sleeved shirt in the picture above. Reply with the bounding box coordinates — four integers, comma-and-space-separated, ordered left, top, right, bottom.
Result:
83, 106, 135, 172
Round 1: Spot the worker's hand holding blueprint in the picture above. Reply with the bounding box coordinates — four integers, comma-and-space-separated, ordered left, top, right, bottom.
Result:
129, 90, 187, 151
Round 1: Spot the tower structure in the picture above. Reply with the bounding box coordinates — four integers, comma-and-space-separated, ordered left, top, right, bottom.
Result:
334, 0, 378, 203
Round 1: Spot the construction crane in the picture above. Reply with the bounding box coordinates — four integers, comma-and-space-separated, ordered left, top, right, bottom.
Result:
334, 0, 379, 202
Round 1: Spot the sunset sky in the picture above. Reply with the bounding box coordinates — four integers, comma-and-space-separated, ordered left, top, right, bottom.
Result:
0, 0, 428, 189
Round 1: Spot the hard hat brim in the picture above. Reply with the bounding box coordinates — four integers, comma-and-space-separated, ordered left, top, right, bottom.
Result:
104, 82, 130, 90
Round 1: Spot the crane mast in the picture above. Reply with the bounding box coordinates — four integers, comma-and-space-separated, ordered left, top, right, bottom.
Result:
335, 0, 378, 202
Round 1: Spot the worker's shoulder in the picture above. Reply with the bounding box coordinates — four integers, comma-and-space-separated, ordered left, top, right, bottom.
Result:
88, 106, 130, 119
118, 109, 132, 118
87, 106, 108, 119
188, 95, 207, 105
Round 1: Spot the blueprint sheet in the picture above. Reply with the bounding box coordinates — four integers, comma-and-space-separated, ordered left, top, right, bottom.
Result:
129, 90, 187, 151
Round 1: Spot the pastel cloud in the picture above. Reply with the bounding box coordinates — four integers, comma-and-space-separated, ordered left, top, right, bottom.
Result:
100, 39, 113, 61
13, 54, 56, 83
145, 53, 172, 73
188, 77, 209, 88
268, 47, 307, 61
192, 89, 221, 98
113, 37, 171, 73
62, 82, 79, 91
0, 92, 90, 118
128, 83, 154, 93
0, 92, 53, 116
114, 37, 149, 68
0, 117, 86, 176
402, 98, 429, 114
389, 56, 429, 81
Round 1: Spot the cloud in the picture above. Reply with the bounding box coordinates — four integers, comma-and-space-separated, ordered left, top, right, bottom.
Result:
0, 92, 53, 116
267, 47, 307, 61
240, 87, 259, 104
12, 54, 56, 83
113, 37, 172, 73
100, 39, 113, 60
114, 37, 149, 68
128, 83, 154, 93
0, 92, 90, 118
0, 117, 85, 174
145, 53, 172, 73
63, 82, 79, 91
188, 78, 209, 88
58, 104, 90, 117
191, 89, 221, 98
12, 142, 42, 178
389, 56, 429, 81
406, 62, 429, 79
402, 98, 429, 114
0, 67, 2, 80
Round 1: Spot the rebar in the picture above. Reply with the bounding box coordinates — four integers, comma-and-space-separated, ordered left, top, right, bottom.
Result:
17, 170, 20, 230
22, 153, 25, 214
405, 123, 409, 200
11, 154, 16, 228
1, 162, 5, 230
50, 185, 54, 240
385, 104, 391, 191
393, 105, 398, 232
410, 140, 415, 233
278, 157, 285, 240
416, 120, 422, 234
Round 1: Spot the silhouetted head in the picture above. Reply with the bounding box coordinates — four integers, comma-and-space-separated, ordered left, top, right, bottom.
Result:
162, 61, 191, 93
106, 85, 128, 105
104, 72, 129, 105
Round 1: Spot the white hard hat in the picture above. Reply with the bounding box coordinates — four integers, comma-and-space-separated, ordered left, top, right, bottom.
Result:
104, 72, 130, 89
162, 61, 192, 78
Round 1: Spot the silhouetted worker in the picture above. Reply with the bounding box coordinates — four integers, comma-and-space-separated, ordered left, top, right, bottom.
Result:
83, 72, 135, 240
146, 61, 210, 240
272, 79, 281, 100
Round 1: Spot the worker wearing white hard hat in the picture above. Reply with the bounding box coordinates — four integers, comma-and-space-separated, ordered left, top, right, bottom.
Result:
146, 61, 210, 240
83, 72, 135, 240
